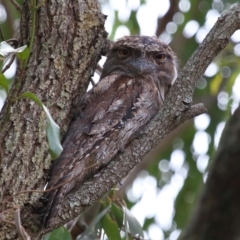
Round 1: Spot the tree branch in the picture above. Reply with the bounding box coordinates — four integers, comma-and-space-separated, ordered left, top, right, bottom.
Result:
9, 0, 22, 12
42, 3, 240, 233
155, 0, 179, 37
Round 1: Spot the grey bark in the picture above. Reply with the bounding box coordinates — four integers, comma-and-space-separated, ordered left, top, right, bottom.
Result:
0, 0, 108, 239
0, 1, 240, 239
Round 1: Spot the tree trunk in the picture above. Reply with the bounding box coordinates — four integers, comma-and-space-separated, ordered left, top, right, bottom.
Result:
0, 1, 108, 239
179, 104, 240, 240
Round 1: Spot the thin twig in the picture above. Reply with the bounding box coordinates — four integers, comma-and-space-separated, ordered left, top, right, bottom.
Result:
24, 0, 36, 67
95, 64, 103, 76
2, 219, 15, 227
14, 210, 23, 238
0, 211, 15, 227
90, 78, 96, 87
1, 55, 16, 74
6, 38, 19, 48
2, 162, 99, 204
66, 217, 79, 233
1, 163, 100, 223
35, 0, 48, 10
0, 26, 4, 41
9, 0, 22, 11
14, 209, 31, 240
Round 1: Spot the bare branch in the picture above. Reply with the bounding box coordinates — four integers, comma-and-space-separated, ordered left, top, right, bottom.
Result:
155, 0, 179, 37
9, 0, 22, 12
14, 209, 31, 240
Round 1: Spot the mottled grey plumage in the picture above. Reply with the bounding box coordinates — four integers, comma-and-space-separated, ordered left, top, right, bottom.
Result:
42, 35, 177, 224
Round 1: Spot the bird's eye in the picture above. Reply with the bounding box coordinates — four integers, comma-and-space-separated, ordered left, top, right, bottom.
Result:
118, 48, 130, 58
155, 53, 166, 60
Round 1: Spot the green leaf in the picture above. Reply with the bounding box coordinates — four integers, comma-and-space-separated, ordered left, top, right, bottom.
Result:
17, 46, 30, 61
78, 205, 111, 239
20, 92, 63, 159
111, 204, 123, 228
101, 213, 122, 240
43, 226, 72, 240
123, 206, 143, 238
0, 73, 10, 93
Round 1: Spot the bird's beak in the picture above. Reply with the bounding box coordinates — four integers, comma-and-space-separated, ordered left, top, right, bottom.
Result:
127, 58, 156, 75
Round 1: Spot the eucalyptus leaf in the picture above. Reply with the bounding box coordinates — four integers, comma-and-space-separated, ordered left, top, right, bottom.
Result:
20, 92, 63, 159
0, 73, 9, 93
43, 226, 72, 240
78, 205, 111, 239
123, 206, 144, 238
111, 203, 123, 228
101, 213, 122, 240
17, 47, 30, 61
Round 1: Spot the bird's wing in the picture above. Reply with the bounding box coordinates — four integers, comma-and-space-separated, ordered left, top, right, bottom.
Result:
42, 74, 162, 225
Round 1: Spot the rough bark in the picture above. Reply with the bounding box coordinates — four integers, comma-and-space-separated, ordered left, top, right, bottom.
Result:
0, 0, 108, 239
0, 1, 240, 240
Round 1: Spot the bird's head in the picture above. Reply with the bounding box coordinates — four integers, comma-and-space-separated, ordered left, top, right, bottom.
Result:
101, 36, 178, 86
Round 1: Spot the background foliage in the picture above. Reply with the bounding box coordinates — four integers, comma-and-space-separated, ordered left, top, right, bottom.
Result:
0, 0, 239, 239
